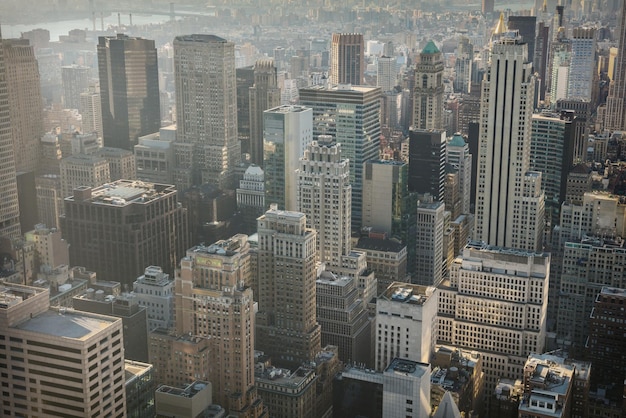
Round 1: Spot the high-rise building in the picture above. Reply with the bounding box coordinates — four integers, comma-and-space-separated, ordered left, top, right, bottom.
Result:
236, 164, 266, 234
60, 179, 189, 288
415, 199, 445, 286
300, 85, 381, 230
133, 265, 174, 332
530, 112, 575, 228
567, 28, 596, 101
236, 65, 255, 156
375, 283, 437, 371
454, 37, 473, 94
61, 64, 91, 110
354, 237, 408, 295
80, 82, 103, 139
330, 33, 364, 86
95, 147, 136, 181
249, 59, 281, 166
0, 283, 126, 417
377, 56, 397, 92
474, 30, 545, 252
297, 136, 351, 268
507, 16, 537, 62
550, 32, 572, 105
361, 160, 417, 272
263, 105, 313, 211
535, 21, 551, 101
59, 153, 111, 198
174, 34, 240, 190
35, 174, 63, 229
605, 0, 626, 131
255, 206, 322, 368
2, 38, 44, 175
382, 358, 431, 418
481, 0, 494, 14
97, 34, 161, 150
173, 236, 265, 417
408, 129, 446, 202
437, 242, 549, 392
446, 133, 472, 215
134, 126, 176, 185
412, 41, 444, 130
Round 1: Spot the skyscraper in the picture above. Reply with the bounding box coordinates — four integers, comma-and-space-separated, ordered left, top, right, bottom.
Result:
174, 34, 240, 190
249, 59, 281, 166
408, 129, 446, 202
330, 33, 365, 86
174, 236, 265, 417
255, 206, 322, 369
297, 135, 351, 268
299, 85, 381, 231
263, 105, 313, 211
413, 41, 444, 130
446, 133, 472, 215
2, 38, 44, 175
80, 82, 103, 139
454, 37, 473, 94
61, 64, 91, 110
60, 180, 189, 288
605, 0, 626, 131
377, 56, 397, 92
97, 34, 161, 150
474, 30, 545, 251
567, 27, 596, 101
0, 30, 21, 239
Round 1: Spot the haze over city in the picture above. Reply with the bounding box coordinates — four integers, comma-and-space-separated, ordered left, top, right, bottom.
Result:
0, 0, 625, 417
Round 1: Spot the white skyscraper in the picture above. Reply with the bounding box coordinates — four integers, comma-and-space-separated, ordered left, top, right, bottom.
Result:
567, 27, 596, 101
377, 56, 397, 92
474, 29, 544, 251
263, 105, 313, 211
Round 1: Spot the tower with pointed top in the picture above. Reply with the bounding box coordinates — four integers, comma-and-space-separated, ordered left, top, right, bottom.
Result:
605, 0, 626, 131
475, 25, 545, 251
412, 40, 444, 130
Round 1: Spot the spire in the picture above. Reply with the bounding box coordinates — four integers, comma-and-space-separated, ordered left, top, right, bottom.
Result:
542, 0, 548, 13
422, 40, 440, 54
493, 12, 507, 36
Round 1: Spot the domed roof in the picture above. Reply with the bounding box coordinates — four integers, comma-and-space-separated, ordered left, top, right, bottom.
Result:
422, 40, 439, 54
448, 133, 466, 147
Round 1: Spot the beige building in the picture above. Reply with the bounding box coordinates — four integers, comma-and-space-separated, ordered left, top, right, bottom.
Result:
24, 223, 69, 270
354, 236, 407, 295
134, 126, 176, 185
330, 33, 364, 86
255, 206, 322, 368
375, 282, 437, 371
0, 283, 126, 417
437, 242, 549, 392
174, 235, 265, 417
60, 153, 111, 198
96, 146, 137, 181
155, 381, 224, 418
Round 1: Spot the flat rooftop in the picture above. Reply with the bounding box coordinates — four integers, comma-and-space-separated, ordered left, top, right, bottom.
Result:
385, 358, 429, 378
15, 308, 118, 340
68, 179, 176, 206
380, 282, 434, 305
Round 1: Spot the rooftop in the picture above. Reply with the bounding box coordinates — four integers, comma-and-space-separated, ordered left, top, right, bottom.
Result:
156, 380, 211, 398
422, 40, 440, 54
15, 308, 119, 340
380, 282, 435, 305
355, 237, 405, 253
174, 34, 227, 43
385, 358, 429, 378
68, 179, 176, 206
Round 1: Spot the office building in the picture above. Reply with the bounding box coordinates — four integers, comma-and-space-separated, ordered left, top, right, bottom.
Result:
80, 83, 103, 139
408, 129, 445, 202
134, 126, 176, 184
375, 283, 437, 371
377, 56, 397, 92
605, 0, 626, 131
297, 135, 351, 268
474, 29, 545, 251
59, 153, 111, 198
437, 243, 549, 392
567, 28, 596, 101
97, 34, 161, 150
73, 290, 149, 362
415, 199, 445, 287
236, 65, 255, 155
173, 235, 265, 416
2, 38, 44, 175
481, 0, 494, 14
316, 272, 372, 366
125, 360, 156, 418
60, 180, 189, 287
300, 85, 381, 231
0, 32, 22, 239
330, 33, 364, 85
0, 283, 126, 417
446, 133, 472, 215
24, 224, 69, 270
249, 58, 281, 166
35, 174, 63, 229
133, 266, 174, 332
61, 64, 91, 110
507, 16, 536, 62
155, 381, 218, 418
530, 112, 576, 228
255, 206, 322, 368
236, 164, 266, 234
382, 358, 431, 418
263, 105, 312, 211
95, 147, 136, 181
173, 34, 240, 190
362, 160, 416, 272
354, 236, 408, 296
412, 40, 444, 130
454, 37, 473, 94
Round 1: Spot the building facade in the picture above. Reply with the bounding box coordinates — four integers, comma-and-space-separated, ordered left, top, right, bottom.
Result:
413, 40, 444, 130
249, 58, 281, 166
330, 33, 364, 86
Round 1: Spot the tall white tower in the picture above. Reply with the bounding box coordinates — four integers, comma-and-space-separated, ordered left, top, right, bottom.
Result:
296, 135, 351, 269
474, 29, 544, 251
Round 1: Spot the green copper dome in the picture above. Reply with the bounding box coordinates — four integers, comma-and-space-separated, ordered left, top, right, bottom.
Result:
422, 40, 439, 54
448, 133, 466, 147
